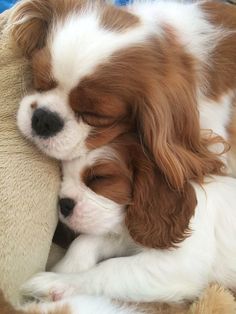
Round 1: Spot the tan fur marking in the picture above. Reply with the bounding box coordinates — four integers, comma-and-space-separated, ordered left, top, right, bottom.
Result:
69, 84, 133, 150
100, 5, 140, 32
82, 157, 132, 205
228, 96, 236, 170
32, 48, 57, 92
201, 2, 236, 100
10, 0, 103, 57
74, 28, 226, 191
83, 134, 197, 249
10, 0, 53, 57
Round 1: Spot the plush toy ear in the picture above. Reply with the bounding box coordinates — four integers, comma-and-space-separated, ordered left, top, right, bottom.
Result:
9, 0, 53, 58
125, 147, 197, 249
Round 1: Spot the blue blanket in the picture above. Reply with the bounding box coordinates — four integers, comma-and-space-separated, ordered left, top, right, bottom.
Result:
0, 0, 130, 13
115, 0, 130, 5
0, 0, 17, 13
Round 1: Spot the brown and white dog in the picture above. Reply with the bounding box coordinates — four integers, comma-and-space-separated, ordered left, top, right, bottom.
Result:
9, 0, 236, 250
57, 133, 197, 250
12, 0, 235, 171
20, 134, 236, 303
7, 0, 236, 307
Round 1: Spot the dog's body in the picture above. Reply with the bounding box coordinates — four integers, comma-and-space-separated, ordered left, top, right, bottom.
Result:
21, 135, 236, 303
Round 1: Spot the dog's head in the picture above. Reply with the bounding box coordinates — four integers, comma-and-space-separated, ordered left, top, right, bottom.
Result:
59, 134, 197, 249
11, 0, 226, 190
11, 0, 139, 160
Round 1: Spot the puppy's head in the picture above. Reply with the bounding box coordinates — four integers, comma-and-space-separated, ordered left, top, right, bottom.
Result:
59, 134, 197, 249
59, 142, 132, 235
10, 0, 138, 160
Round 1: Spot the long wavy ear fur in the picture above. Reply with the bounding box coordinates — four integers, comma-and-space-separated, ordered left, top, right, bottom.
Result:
9, 0, 53, 58
135, 29, 227, 190
138, 88, 227, 190
125, 144, 197, 249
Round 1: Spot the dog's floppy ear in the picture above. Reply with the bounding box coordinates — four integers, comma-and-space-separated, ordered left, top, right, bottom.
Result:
9, 0, 53, 58
125, 146, 197, 249
136, 57, 226, 191
131, 27, 227, 191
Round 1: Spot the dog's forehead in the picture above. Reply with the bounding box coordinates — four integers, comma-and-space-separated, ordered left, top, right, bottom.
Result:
62, 145, 117, 179
49, 9, 145, 90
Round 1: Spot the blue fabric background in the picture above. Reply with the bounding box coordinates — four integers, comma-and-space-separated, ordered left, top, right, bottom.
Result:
0, 0, 17, 13
0, 0, 130, 13
115, 0, 131, 5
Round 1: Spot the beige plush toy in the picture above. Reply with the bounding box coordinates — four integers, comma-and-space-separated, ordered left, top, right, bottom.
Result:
0, 4, 236, 314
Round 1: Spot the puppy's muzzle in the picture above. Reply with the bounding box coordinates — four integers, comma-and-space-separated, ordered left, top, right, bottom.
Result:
59, 198, 76, 218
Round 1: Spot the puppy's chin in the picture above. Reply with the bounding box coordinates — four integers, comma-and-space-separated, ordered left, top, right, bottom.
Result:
16, 94, 91, 160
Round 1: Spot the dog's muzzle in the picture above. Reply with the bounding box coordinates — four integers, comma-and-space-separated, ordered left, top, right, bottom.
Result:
31, 108, 64, 138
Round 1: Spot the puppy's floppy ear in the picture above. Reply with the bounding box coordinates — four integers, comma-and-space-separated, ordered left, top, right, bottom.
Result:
135, 30, 226, 191
9, 0, 53, 58
137, 70, 226, 191
125, 147, 197, 249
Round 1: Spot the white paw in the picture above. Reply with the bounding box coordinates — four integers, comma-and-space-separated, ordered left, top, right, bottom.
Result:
21, 272, 75, 302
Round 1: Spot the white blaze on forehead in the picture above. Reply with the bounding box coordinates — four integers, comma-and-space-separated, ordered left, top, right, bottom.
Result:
62, 145, 118, 182
61, 145, 118, 198
50, 10, 149, 89
49, 2, 227, 91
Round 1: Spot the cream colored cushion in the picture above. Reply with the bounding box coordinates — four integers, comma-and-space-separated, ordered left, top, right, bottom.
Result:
0, 10, 60, 305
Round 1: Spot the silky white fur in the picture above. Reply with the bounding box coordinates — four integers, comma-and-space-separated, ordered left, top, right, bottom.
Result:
21, 295, 140, 314
16, 0, 235, 167
22, 158, 236, 303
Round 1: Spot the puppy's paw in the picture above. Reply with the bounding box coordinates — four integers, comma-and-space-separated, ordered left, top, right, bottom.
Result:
21, 272, 75, 302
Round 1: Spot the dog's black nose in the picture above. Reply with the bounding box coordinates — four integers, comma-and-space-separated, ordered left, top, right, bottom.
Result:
32, 108, 64, 138
59, 198, 76, 217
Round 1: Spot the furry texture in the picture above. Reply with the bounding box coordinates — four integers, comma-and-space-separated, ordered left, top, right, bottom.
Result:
9, 0, 236, 249
0, 10, 60, 305
1, 2, 236, 314
21, 135, 236, 303
1, 286, 236, 314
58, 134, 197, 249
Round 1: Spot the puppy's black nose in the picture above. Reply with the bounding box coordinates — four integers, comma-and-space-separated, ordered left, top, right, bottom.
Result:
31, 108, 64, 138
59, 198, 75, 217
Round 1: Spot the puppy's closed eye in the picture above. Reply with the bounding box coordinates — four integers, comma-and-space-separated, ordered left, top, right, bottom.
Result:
85, 174, 111, 186
80, 112, 115, 127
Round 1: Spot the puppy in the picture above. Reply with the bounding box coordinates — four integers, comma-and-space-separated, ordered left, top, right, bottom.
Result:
21, 134, 236, 303
9, 0, 236, 248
